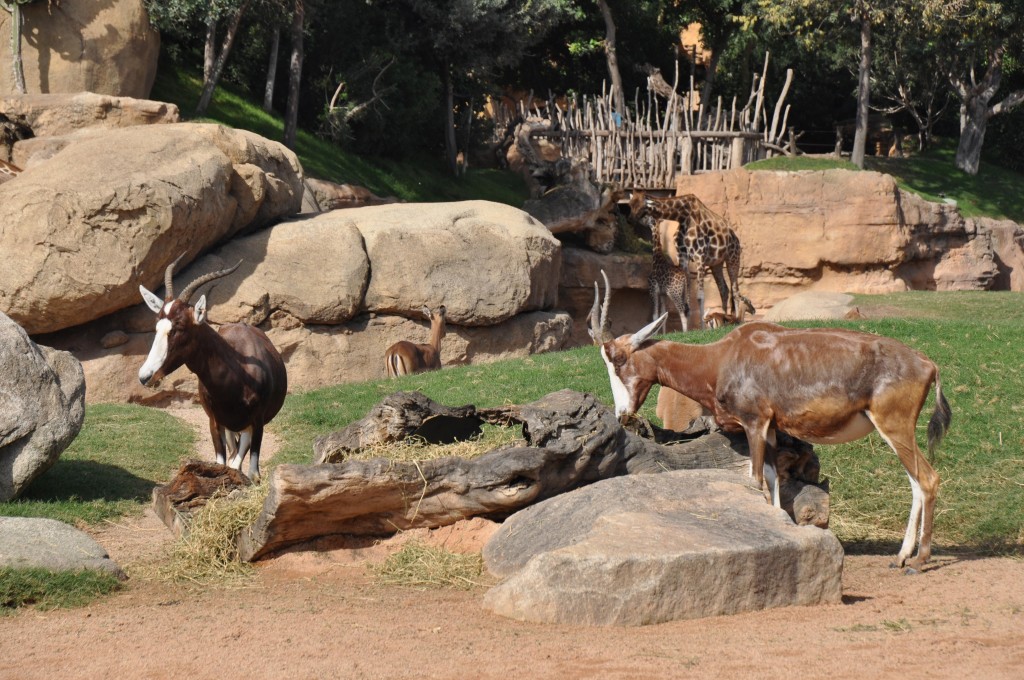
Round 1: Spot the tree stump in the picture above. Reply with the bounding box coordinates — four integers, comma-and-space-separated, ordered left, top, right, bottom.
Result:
152, 460, 252, 537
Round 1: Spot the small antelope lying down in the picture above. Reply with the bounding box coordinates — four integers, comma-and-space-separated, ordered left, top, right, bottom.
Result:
600, 314, 952, 569
385, 305, 447, 377
703, 295, 756, 329
139, 255, 287, 480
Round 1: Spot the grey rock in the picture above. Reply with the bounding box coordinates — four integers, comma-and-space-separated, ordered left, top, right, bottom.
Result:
0, 517, 124, 578
0, 312, 85, 501
482, 468, 843, 625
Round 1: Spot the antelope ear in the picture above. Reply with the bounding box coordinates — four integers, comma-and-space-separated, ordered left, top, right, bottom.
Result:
194, 295, 208, 324
140, 285, 164, 313
630, 313, 668, 349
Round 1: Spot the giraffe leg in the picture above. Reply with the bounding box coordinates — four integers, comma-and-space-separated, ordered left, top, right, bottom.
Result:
696, 272, 707, 330
711, 266, 731, 318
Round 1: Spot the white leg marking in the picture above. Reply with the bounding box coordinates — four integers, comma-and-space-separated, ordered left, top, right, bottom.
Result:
866, 413, 922, 563
764, 463, 780, 508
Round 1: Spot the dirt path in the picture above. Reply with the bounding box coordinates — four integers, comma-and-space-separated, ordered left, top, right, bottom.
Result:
1, 408, 1022, 679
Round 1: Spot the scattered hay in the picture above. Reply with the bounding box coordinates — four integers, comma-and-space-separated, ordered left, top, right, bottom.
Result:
370, 540, 486, 590
154, 478, 271, 585
349, 425, 524, 464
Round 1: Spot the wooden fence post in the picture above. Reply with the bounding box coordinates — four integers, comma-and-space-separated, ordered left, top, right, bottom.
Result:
730, 136, 746, 169
680, 136, 693, 176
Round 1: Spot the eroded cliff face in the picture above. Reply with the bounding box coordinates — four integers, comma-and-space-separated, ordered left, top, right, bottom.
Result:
675, 168, 1000, 307
558, 168, 1021, 346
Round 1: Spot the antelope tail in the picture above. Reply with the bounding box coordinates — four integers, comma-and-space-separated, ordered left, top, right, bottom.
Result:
926, 373, 952, 462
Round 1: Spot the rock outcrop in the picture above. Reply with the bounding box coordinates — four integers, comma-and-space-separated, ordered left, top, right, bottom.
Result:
675, 169, 1000, 307
0, 312, 85, 501
1, 93, 178, 143
0, 123, 304, 335
34, 201, 568, 404
0, 0, 160, 98
482, 469, 844, 625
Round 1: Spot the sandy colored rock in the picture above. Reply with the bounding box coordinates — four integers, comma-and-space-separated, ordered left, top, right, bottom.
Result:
0, 0, 160, 98
0, 123, 303, 334
676, 169, 1000, 308
483, 469, 844, 625
764, 291, 857, 322
358, 200, 561, 325
1, 93, 178, 142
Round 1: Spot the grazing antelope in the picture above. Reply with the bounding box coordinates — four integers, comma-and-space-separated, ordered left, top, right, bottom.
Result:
587, 270, 708, 432
384, 306, 447, 377
599, 312, 952, 569
703, 295, 756, 329
138, 255, 287, 480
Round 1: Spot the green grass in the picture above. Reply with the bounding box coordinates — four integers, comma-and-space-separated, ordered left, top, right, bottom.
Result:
277, 291, 1024, 556
0, 403, 194, 525
0, 567, 123, 612
747, 139, 1024, 223
150, 68, 529, 206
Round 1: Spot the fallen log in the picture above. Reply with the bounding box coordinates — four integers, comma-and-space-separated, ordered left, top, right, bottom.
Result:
232, 390, 828, 561
152, 460, 251, 537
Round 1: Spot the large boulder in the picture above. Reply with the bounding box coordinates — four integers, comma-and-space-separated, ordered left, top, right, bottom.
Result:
358, 201, 561, 325
675, 169, 1000, 308
1, 93, 178, 143
0, 312, 85, 501
482, 469, 844, 625
0, 0, 160, 98
0, 123, 304, 335
39, 203, 570, 403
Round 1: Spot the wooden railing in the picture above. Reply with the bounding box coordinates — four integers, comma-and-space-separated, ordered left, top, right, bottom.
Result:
510, 55, 795, 190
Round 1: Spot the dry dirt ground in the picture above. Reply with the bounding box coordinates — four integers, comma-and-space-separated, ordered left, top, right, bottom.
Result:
2, 408, 1023, 680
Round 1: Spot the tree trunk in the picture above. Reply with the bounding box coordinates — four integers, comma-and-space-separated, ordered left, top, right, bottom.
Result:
262, 27, 280, 113
5, 1, 26, 94
195, 1, 250, 118
596, 0, 624, 118
283, 0, 304, 150
850, 14, 871, 169
955, 94, 989, 175
203, 14, 217, 84
443, 68, 458, 175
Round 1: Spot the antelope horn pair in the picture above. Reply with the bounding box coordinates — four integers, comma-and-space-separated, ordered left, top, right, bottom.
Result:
162, 253, 243, 303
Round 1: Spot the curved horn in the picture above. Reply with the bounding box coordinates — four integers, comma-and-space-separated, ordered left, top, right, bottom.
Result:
178, 260, 243, 304
163, 253, 187, 300
630, 313, 668, 350
587, 269, 614, 344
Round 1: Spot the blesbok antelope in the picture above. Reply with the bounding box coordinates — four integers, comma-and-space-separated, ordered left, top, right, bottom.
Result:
138, 255, 288, 480
599, 312, 952, 569
703, 295, 756, 329
587, 270, 708, 432
384, 305, 447, 377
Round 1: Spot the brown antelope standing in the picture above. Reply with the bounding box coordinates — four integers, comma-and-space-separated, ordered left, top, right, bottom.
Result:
139, 255, 287, 480
384, 306, 447, 377
598, 311, 952, 569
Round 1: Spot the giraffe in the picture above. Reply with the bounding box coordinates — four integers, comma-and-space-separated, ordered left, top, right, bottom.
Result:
627, 193, 692, 330
628, 191, 746, 329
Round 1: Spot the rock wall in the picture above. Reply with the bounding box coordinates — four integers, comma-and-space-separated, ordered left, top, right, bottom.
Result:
675, 169, 1000, 308
0, 0, 159, 98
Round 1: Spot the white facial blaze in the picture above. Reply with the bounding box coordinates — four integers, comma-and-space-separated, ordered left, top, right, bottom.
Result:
601, 346, 633, 417
139, 318, 172, 385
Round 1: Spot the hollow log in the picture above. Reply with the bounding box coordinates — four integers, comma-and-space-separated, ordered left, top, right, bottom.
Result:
152, 460, 252, 537
234, 390, 828, 561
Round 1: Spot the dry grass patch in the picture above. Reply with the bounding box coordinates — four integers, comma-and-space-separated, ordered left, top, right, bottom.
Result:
348, 425, 524, 464
153, 480, 271, 585
370, 540, 487, 590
